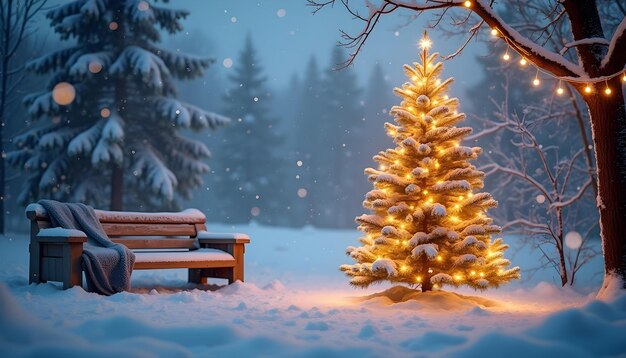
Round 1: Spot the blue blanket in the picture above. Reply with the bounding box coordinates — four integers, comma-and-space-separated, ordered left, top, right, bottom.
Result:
38, 200, 135, 295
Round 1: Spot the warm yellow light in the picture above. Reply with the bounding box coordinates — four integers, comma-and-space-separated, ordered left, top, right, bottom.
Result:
443, 95, 449, 100
435, 79, 441, 85
400, 148, 406, 154
498, 268, 504, 274
454, 274, 462, 281
428, 197, 434, 203
556, 87, 564, 95
416, 276, 422, 282
428, 268, 433, 273
423, 190, 428, 195
436, 255, 442, 262
394, 160, 400, 165
433, 100, 439, 105
468, 192, 474, 198
408, 106, 415, 112
605, 87, 612, 95
490, 28, 498, 36
395, 239, 400, 245
423, 168, 429, 173
400, 265, 408, 272
411, 75, 418, 81
376, 256, 381, 260
450, 216, 459, 222
502, 52, 510, 61
532, 78, 540, 87
470, 271, 476, 276
402, 240, 408, 245
435, 162, 440, 168
454, 204, 460, 209
487, 249, 492, 256
464, 0, 471, 7
519, 58, 527, 66
623, 73, 626, 82
419, 37, 432, 50
405, 174, 411, 179
480, 272, 485, 277
584, 85, 592, 93
433, 284, 439, 289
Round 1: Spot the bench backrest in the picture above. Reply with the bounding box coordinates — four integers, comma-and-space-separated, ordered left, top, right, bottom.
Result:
26, 204, 207, 250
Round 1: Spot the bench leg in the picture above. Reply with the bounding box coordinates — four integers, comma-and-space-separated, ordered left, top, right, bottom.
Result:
29, 241, 42, 284
62, 243, 83, 290
228, 244, 245, 284
188, 269, 207, 284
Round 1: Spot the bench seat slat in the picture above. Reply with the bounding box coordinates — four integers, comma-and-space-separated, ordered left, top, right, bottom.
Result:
133, 249, 235, 270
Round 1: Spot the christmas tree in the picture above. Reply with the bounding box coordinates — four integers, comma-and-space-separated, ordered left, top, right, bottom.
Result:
8, 0, 227, 210
341, 34, 520, 292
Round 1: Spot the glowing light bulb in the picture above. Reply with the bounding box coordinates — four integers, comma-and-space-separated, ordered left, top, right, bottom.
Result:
395, 240, 400, 245
605, 87, 612, 95
435, 162, 440, 168
419, 37, 432, 50
623, 73, 626, 82
405, 174, 412, 179
556, 87, 564, 95
584, 85, 592, 93
532, 78, 540, 87
519, 58, 527, 66
416, 276, 422, 282
411, 75, 418, 81
394, 160, 400, 165
454, 204, 460, 209
436, 255, 442, 262
490, 28, 498, 36
401, 265, 408, 272
454, 274, 462, 281
402, 240, 408, 245
468, 192, 474, 198
470, 271, 476, 276
480, 272, 485, 277
428, 268, 433, 273
443, 95, 449, 100
464, 0, 471, 7
428, 197, 434, 203
502, 52, 510, 61
423, 190, 428, 195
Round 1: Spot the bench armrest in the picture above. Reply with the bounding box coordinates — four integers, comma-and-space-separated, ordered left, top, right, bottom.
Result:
197, 230, 250, 244
36, 228, 88, 243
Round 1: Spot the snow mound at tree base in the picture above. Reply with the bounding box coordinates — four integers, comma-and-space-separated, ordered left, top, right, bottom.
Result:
355, 285, 499, 311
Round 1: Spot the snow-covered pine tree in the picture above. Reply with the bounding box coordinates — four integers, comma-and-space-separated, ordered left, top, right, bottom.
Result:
341, 34, 520, 291
211, 34, 285, 224
8, 0, 227, 210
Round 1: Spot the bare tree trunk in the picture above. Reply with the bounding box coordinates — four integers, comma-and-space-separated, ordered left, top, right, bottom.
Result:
585, 80, 626, 289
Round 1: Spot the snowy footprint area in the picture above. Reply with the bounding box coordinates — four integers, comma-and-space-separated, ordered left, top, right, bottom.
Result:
1, 225, 625, 357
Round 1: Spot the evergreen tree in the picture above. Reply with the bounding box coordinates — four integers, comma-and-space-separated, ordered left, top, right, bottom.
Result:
341, 35, 519, 291
8, 0, 227, 210
210, 35, 285, 224
317, 46, 363, 227
294, 56, 323, 226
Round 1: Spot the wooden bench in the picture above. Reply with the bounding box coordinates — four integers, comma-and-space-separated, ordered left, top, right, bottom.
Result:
25, 203, 250, 290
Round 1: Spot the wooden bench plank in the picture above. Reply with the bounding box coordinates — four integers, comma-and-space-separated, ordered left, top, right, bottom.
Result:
102, 223, 197, 237
112, 238, 198, 250
134, 260, 236, 270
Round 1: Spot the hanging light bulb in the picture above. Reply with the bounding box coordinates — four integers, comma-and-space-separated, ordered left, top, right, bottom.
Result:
490, 28, 498, 36
584, 85, 592, 94
604, 81, 612, 95
622, 73, 626, 82
519, 58, 527, 66
502, 50, 510, 61
556, 80, 564, 95
464, 0, 471, 7
419, 34, 432, 50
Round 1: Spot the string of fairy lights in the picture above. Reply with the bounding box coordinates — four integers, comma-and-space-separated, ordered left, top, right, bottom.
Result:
461, 0, 626, 96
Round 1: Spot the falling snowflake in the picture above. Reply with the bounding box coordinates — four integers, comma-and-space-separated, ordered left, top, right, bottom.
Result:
277, 9, 286, 17
565, 231, 583, 249
223, 58, 233, 68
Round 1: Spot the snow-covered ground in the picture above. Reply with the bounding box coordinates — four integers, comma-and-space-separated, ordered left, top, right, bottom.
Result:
1, 224, 624, 357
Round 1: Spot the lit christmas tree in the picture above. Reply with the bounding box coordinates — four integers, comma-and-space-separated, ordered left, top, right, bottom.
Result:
341, 34, 520, 292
